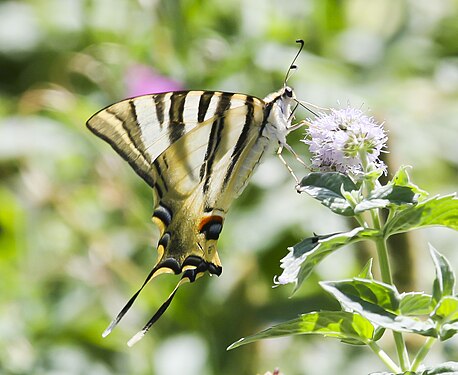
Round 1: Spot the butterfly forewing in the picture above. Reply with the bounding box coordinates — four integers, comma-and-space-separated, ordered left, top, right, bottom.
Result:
87, 91, 267, 270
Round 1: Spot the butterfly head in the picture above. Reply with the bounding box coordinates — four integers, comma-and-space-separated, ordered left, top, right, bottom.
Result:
280, 85, 296, 116
264, 85, 295, 103
261, 85, 297, 145
283, 85, 295, 99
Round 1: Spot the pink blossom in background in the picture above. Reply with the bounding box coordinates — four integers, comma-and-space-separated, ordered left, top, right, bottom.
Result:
124, 64, 183, 97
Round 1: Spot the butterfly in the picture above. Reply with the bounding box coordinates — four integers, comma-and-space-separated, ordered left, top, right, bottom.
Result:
87, 41, 307, 346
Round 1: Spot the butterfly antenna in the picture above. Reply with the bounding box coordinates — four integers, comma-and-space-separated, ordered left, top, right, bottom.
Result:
294, 99, 320, 117
127, 275, 190, 347
288, 102, 299, 122
102, 263, 164, 338
284, 39, 305, 85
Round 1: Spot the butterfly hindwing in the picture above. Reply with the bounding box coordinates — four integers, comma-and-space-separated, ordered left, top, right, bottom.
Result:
155, 96, 268, 275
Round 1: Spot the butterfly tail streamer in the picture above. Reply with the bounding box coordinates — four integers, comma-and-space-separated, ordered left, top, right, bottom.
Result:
127, 260, 208, 346
102, 262, 169, 338
127, 276, 191, 347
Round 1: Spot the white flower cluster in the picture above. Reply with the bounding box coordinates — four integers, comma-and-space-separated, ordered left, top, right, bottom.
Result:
304, 107, 387, 174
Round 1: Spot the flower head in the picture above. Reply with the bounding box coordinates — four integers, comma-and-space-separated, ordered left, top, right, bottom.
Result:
303, 107, 387, 175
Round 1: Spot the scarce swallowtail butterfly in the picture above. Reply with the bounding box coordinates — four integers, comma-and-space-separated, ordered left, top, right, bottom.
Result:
87, 41, 308, 346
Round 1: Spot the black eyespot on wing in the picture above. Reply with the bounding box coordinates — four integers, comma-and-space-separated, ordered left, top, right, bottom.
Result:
182, 256, 204, 268
182, 261, 209, 282
153, 204, 173, 226
208, 222, 223, 240
159, 258, 181, 274
208, 263, 222, 276
182, 268, 197, 282
158, 232, 171, 248
198, 216, 223, 240
200, 221, 223, 240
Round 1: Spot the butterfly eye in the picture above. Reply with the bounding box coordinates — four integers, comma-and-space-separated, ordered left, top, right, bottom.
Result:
284, 86, 294, 98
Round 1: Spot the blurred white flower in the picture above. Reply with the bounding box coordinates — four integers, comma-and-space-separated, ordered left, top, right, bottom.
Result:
303, 107, 387, 174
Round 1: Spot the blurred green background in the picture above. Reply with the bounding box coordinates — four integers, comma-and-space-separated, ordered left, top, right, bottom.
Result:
1, 1, 457, 374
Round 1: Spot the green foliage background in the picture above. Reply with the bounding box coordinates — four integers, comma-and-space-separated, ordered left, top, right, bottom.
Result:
0, 1, 457, 374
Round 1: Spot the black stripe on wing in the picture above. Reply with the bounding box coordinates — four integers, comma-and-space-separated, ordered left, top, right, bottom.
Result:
168, 92, 186, 144
88, 109, 157, 189
197, 91, 214, 123
200, 93, 233, 193
222, 95, 256, 187
154, 95, 165, 128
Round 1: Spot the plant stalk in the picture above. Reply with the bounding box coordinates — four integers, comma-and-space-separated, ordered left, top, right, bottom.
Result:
411, 337, 436, 371
360, 150, 410, 370
368, 341, 402, 373
372, 209, 410, 371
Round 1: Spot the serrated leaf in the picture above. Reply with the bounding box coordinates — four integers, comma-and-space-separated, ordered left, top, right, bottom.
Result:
370, 362, 458, 375
321, 278, 400, 313
391, 166, 428, 200
275, 228, 379, 291
440, 322, 458, 341
358, 259, 374, 279
383, 195, 458, 237
399, 292, 433, 316
297, 172, 358, 216
432, 296, 458, 321
320, 278, 437, 337
227, 311, 374, 350
431, 296, 458, 340
354, 185, 417, 213
430, 245, 455, 305
421, 362, 458, 374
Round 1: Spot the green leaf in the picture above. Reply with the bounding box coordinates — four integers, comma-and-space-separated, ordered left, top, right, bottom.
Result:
320, 278, 437, 337
431, 296, 458, 340
358, 258, 374, 279
321, 278, 400, 313
297, 172, 358, 216
373, 326, 386, 341
383, 195, 458, 237
370, 362, 458, 375
354, 185, 417, 213
391, 165, 428, 200
399, 292, 433, 316
227, 311, 374, 350
420, 362, 458, 374
432, 296, 458, 320
275, 228, 379, 291
430, 245, 455, 305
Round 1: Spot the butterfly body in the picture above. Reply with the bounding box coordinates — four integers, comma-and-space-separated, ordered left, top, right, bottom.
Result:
87, 86, 299, 344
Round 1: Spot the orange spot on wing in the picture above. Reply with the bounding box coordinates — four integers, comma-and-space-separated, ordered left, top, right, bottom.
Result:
198, 215, 223, 232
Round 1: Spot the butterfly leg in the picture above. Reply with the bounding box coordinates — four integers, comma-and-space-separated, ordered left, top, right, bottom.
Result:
284, 120, 310, 168
276, 145, 299, 183
287, 119, 309, 133
283, 142, 309, 169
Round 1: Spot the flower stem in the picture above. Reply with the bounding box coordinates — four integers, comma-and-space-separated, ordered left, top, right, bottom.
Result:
371, 211, 392, 284
372, 209, 410, 371
368, 341, 402, 373
411, 337, 436, 371
360, 149, 410, 370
